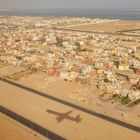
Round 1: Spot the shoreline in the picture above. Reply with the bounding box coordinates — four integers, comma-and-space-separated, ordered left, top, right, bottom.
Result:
0, 9, 140, 20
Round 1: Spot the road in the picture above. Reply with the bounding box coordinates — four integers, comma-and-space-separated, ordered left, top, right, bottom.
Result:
53, 27, 140, 37
0, 78, 140, 140
0, 114, 43, 140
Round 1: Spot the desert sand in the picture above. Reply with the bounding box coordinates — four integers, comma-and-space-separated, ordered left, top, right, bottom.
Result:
0, 78, 140, 140
0, 114, 44, 140
66, 20, 140, 32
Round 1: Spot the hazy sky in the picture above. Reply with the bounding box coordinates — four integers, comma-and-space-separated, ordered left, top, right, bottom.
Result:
0, 0, 140, 9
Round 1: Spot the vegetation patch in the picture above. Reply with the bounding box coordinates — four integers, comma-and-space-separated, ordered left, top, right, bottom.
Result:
112, 94, 121, 102
121, 95, 131, 105
128, 99, 140, 107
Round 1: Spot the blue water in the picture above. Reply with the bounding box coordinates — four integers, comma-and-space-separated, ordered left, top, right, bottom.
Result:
0, 9, 140, 20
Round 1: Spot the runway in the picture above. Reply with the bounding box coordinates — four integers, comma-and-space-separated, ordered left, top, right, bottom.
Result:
0, 77, 140, 139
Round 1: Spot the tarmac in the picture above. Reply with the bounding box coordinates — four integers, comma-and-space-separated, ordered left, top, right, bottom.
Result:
0, 77, 140, 140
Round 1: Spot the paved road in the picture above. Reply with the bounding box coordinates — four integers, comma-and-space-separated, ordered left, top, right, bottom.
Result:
0, 78, 140, 140
0, 77, 140, 133
53, 27, 140, 37
0, 114, 44, 140
0, 106, 65, 140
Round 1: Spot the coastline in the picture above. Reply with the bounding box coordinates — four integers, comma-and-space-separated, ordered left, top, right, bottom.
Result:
0, 9, 140, 20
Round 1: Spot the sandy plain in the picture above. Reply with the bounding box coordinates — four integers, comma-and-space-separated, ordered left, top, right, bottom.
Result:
66, 20, 140, 32
0, 79, 140, 140
0, 114, 44, 140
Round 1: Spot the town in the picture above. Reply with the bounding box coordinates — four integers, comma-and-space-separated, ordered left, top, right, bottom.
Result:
0, 16, 140, 104
0, 16, 140, 140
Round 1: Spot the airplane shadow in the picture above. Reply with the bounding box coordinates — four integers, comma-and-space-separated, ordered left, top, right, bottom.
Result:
46, 109, 82, 123
1, 77, 139, 133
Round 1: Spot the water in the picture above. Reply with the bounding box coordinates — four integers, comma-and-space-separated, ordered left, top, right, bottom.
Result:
0, 8, 140, 20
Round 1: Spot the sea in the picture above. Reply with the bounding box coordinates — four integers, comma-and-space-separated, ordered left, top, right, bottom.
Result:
0, 8, 140, 20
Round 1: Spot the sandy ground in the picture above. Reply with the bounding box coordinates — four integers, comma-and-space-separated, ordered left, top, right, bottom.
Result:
18, 72, 86, 99
67, 21, 140, 32
0, 114, 44, 140
17, 72, 140, 126
0, 65, 26, 77
0, 62, 9, 68
0, 79, 140, 140
0, 63, 139, 127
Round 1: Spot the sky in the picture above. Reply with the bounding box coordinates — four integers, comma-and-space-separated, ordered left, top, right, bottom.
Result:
0, 0, 140, 9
